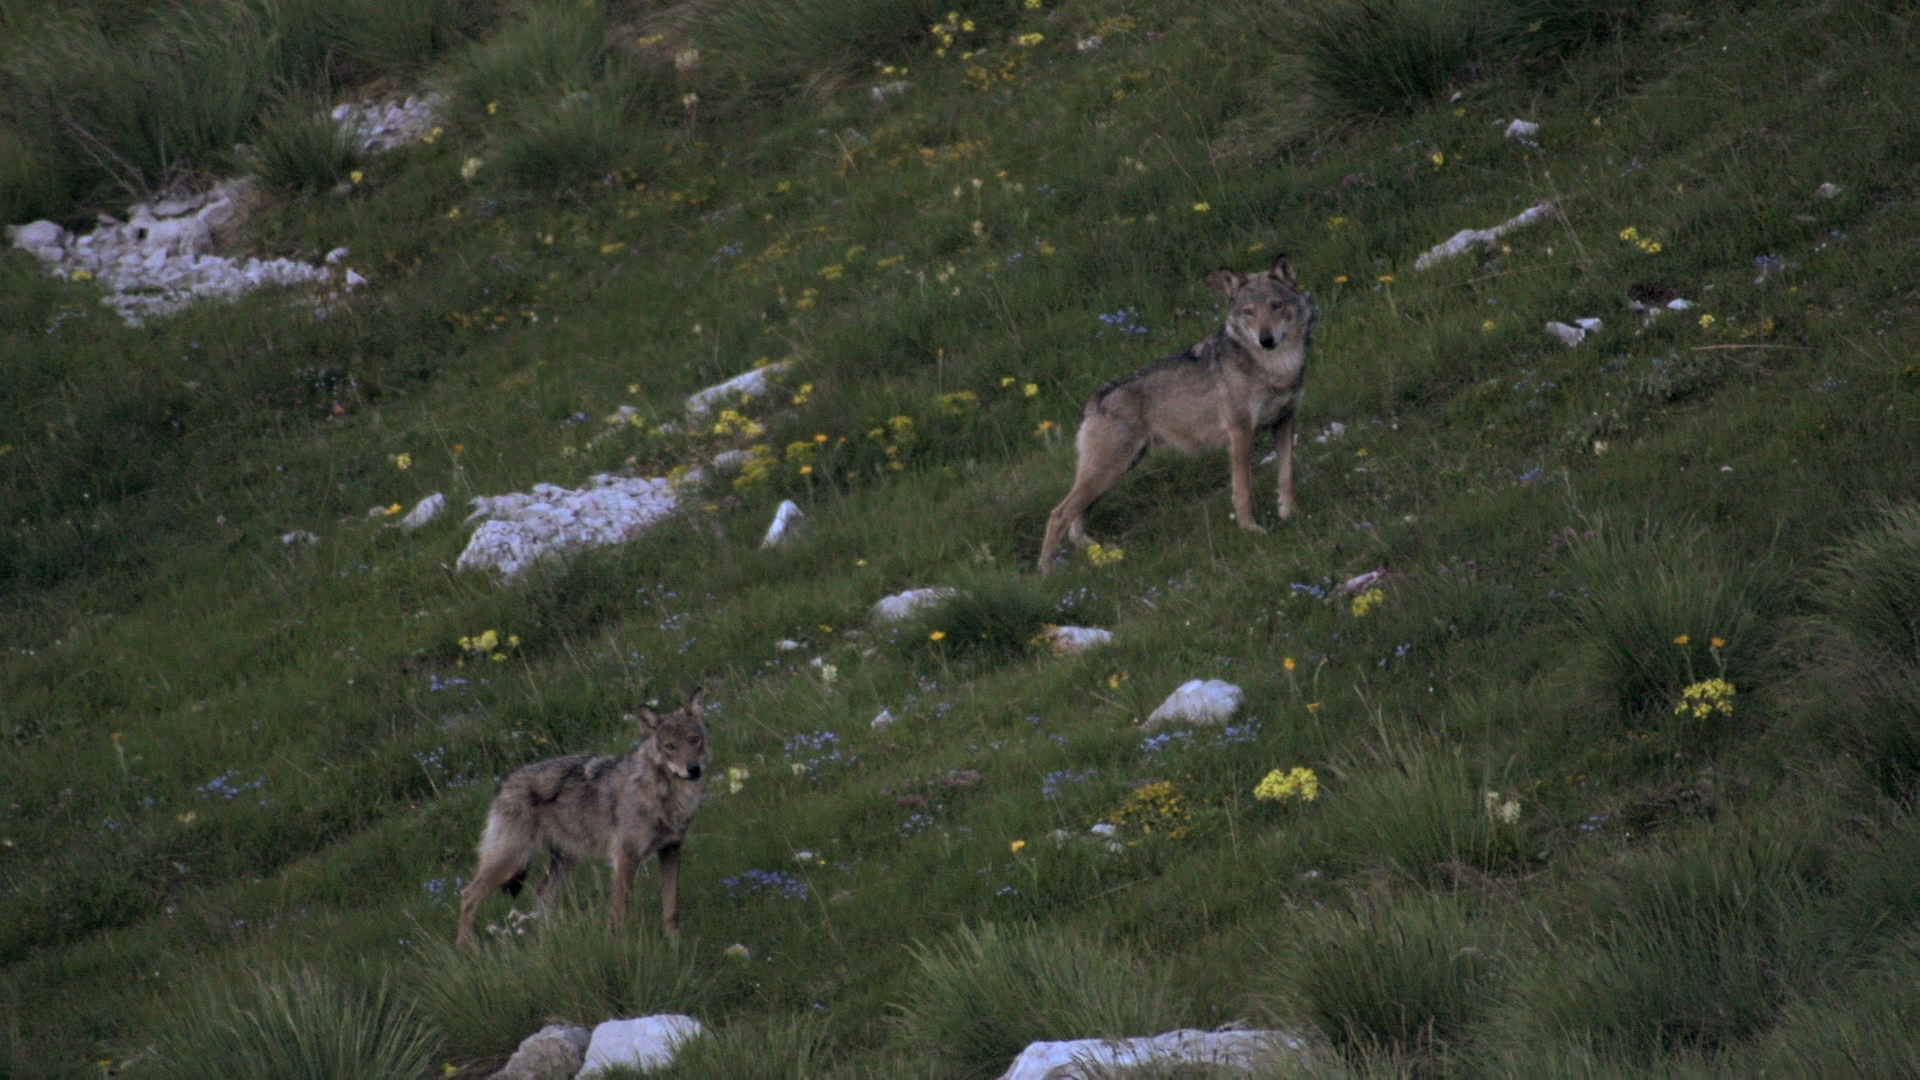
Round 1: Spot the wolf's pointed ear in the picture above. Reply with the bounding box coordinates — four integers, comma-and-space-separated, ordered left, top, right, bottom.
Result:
1209, 267, 1248, 297
684, 687, 706, 718
1268, 254, 1297, 286
635, 705, 663, 734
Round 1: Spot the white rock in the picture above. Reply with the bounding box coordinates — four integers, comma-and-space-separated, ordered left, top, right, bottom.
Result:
1144, 679, 1244, 730
1815, 181, 1841, 199
1545, 321, 1587, 347
1337, 568, 1391, 594
999, 1028, 1306, 1080
871, 587, 960, 623
1504, 119, 1540, 140
871, 708, 898, 730
575, 1014, 704, 1078
280, 530, 320, 546
7, 221, 66, 259
1666, 298, 1694, 311
761, 499, 807, 548
344, 269, 368, 288
1039, 625, 1115, 655
776, 639, 803, 651
399, 493, 446, 531
495, 1024, 591, 1080
457, 475, 679, 579
684, 362, 791, 417
1413, 201, 1556, 271
710, 448, 750, 473
1575, 317, 1604, 333
324, 246, 350, 264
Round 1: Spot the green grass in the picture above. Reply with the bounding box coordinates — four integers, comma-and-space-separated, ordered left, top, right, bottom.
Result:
0, 0, 1915, 1075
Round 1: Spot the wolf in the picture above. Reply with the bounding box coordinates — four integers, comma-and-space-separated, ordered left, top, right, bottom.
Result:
456, 691, 711, 948
1039, 255, 1315, 571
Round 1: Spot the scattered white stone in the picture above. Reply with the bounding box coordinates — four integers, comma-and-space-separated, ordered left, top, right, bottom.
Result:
1089, 823, 1117, 838
1815, 181, 1841, 199
344, 269, 368, 288
1039, 625, 1115, 655
710, 448, 751, 473
871, 587, 960, 623
762, 499, 807, 548
1336, 567, 1393, 594
1077, 35, 1105, 51
684, 362, 791, 417
457, 475, 679, 579
399, 493, 446, 531
5, 178, 369, 326
280, 530, 319, 546
576, 1014, 705, 1079
1504, 118, 1540, 141
1545, 321, 1585, 346
494, 1024, 591, 1080
1000, 1029, 1306, 1080
330, 93, 447, 155
1313, 420, 1348, 444
871, 708, 898, 730
1413, 201, 1557, 271
869, 80, 911, 100
776, 639, 803, 651
324, 246, 350, 264
1144, 679, 1244, 730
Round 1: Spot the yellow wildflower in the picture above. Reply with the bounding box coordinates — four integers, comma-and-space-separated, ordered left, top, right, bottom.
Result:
1351, 588, 1386, 617
394, 453, 413, 469
1254, 766, 1320, 803
1087, 542, 1126, 567
1675, 678, 1736, 719
930, 630, 947, 641
1017, 32, 1044, 47
1193, 202, 1212, 212
1024, 383, 1040, 397
1010, 839, 1027, 852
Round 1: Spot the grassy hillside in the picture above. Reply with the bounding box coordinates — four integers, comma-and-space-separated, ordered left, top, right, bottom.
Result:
2, 0, 1916, 1075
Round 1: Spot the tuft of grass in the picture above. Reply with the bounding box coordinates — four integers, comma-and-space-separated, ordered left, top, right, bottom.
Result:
657, 1013, 831, 1079
1295, 0, 1485, 117
1269, 895, 1502, 1064
1785, 503, 1920, 801
894, 573, 1065, 662
1319, 736, 1529, 884
408, 910, 706, 1061
147, 965, 441, 1080
675, 0, 951, 96
1492, 819, 1837, 1061
1559, 526, 1771, 723
251, 94, 360, 195
896, 923, 1187, 1079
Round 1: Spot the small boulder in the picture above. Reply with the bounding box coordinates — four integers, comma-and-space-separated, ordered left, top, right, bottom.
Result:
872, 587, 959, 623
762, 499, 807, 548
399, 493, 446, 531
1144, 679, 1244, 730
684, 362, 790, 417
1038, 625, 1115, 655
493, 1024, 590, 1080
576, 1015, 705, 1078
1000, 1028, 1305, 1080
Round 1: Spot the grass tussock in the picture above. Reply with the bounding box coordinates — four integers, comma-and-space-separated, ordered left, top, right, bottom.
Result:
147, 966, 441, 1080
897, 923, 1187, 1078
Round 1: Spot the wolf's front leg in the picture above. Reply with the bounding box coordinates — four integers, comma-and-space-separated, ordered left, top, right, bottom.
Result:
657, 842, 683, 938
1227, 421, 1267, 533
1273, 414, 1296, 520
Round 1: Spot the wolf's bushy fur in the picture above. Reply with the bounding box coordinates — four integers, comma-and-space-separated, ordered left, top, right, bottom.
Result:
456, 692, 712, 947
1040, 256, 1316, 570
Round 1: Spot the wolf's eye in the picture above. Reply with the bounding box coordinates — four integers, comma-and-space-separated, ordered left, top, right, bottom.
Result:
1269, 301, 1283, 311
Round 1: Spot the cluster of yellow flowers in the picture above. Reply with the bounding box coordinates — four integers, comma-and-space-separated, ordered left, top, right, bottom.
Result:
1676, 678, 1736, 719
1087, 542, 1126, 567
1254, 767, 1319, 803
458, 629, 520, 663
940, 390, 980, 415
711, 409, 766, 439
1106, 781, 1193, 840
1618, 226, 1663, 254
1351, 587, 1387, 618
